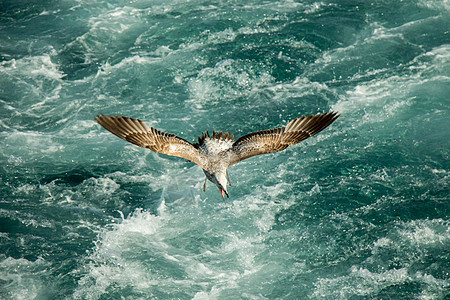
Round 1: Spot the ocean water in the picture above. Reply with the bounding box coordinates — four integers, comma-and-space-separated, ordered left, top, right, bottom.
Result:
1, 0, 449, 298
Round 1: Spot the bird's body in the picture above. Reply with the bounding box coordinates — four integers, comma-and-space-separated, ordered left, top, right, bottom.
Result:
95, 112, 339, 200
196, 131, 235, 198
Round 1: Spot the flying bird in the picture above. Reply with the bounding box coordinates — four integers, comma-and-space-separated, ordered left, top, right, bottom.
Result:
95, 112, 339, 200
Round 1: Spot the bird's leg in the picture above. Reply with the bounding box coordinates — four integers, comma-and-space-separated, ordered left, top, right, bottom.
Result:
226, 171, 232, 186
203, 177, 207, 192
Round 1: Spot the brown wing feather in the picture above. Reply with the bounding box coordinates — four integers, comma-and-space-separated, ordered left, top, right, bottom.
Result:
229, 112, 339, 166
95, 114, 203, 167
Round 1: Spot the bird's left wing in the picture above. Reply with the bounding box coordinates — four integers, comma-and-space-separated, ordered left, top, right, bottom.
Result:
228, 112, 339, 166
95, 114, 203, 167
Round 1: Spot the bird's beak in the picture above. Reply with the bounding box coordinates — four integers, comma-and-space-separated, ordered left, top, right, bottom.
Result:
220, 187, 229, 201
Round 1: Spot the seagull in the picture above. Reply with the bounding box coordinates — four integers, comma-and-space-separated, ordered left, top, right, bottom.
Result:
95, 112, 339, 200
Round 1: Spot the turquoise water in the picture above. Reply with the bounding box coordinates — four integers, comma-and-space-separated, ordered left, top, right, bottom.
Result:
1, 0, 449, 298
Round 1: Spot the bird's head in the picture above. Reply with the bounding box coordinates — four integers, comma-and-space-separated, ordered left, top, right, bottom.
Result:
204, 170, 229, 200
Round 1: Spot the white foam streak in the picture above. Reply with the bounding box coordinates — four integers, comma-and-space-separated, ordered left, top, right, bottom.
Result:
0, 52, 63, 82
332, 45, 450, 125
93, 55, 160, 81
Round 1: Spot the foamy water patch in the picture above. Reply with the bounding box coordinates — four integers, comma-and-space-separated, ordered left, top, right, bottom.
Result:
0, 52, 64, 115
73, 172, 295, 298
308, 14, 449, 87
312, 218, 450, 298
94, 55, 161, 77
187, 59, 274, 107
0, 257, 50, 300
266, 76, 338, 112
242, 0, 329, 15
399, 218, 450, 247
418, 0, 450, 10
411, 44, 450, 77
74, 210, 164, 299
2, 130, 65, 161
332, 44, 450, 127
0, 51, 63, 81
75, 206, 215, 298
205, 28, 237, 44
313, 266, 411, 298
56, 4, 154, 80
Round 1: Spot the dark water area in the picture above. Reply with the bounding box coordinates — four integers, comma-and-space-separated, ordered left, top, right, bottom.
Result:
1, 0, 449, 299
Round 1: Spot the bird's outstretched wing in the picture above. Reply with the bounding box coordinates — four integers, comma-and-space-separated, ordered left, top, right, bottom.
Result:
95, 114, 203, 167
229, 112, 339, 166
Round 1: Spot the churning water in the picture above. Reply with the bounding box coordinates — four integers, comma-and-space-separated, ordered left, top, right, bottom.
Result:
1, 0, 449, 299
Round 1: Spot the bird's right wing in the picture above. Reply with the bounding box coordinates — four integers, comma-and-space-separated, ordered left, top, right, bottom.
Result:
95, 114, 203, 167
229, 112, 339, 166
